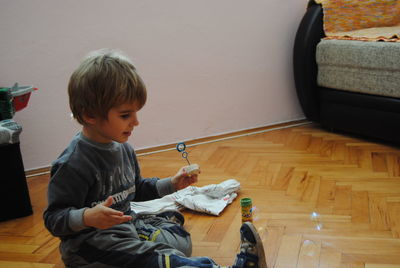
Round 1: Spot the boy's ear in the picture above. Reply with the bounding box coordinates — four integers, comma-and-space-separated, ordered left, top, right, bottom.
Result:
82, 113, 97, 125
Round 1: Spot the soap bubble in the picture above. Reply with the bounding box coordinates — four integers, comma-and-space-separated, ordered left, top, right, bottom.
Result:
302, 240, 317, 256
310, 211, 319, 219
257, 225, 268, 244
310, 211, 323, 231
252, 206, 260, 222
246, 206, 268, 243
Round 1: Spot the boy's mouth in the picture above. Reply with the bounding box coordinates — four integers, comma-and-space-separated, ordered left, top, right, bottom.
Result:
123, 131, 131, 136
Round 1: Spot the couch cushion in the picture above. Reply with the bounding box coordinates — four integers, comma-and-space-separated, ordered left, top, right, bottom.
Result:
316, 39, 400, 98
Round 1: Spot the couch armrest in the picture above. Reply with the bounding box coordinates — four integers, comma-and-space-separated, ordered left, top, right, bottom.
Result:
293, 1, 325, 121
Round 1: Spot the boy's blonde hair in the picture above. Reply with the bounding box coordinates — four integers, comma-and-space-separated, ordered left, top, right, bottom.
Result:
68, 49, 147, 125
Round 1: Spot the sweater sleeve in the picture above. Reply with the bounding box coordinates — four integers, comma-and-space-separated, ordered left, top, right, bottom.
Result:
43, 162, 91, 238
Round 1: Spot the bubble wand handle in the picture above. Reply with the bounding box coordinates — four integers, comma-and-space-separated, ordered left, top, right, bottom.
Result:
182, 152, 191, 165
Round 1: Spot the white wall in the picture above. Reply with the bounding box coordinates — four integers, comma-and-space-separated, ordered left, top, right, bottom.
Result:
0, 0, 306, 171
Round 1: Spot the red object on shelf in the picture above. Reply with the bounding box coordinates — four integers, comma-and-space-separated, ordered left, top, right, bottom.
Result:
13, 92, 31, 112
11, 85, 38, 112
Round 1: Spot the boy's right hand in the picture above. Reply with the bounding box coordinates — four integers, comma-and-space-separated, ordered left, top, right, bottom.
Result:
83, 196, 132, 229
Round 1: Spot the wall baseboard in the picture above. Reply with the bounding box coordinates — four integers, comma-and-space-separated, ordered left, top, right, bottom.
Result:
25, 166, 52, 178
135, 119, 309, 156
25, 118, 309, 178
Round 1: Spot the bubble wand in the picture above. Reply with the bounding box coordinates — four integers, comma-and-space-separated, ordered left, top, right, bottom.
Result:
176, 142, 200, 175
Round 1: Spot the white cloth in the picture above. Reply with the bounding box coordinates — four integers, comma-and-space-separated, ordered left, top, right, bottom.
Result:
131, 179, 240, 216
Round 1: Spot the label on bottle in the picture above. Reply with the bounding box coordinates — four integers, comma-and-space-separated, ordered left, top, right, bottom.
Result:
241, 197, 253, 223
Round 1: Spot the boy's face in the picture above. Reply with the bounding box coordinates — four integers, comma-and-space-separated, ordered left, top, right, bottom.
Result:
83, 102, 140, 144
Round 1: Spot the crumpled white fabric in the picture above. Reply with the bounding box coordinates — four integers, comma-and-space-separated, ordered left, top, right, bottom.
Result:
131, 179, 240, 216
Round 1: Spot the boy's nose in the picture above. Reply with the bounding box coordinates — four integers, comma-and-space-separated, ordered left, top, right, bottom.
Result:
130, 118, 139, 127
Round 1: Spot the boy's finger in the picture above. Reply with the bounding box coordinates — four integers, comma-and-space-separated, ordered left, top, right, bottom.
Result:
181, 168, 188, 176
121, 215, 133, 221
110, 214, 132, 222
104, 207, 123, 216
102, 196, 114, 207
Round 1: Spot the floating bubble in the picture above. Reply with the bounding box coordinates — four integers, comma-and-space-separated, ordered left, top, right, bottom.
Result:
310, 211, 319, 220
301, 240, 317, 256
315, 223, 323, 230
246, 206, 268, 243
310, 211, 323, 231
252, 206, 260, 222
257, 226, 268, 244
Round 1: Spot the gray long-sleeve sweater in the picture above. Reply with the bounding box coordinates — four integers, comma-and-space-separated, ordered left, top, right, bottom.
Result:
43, 133, 174, 240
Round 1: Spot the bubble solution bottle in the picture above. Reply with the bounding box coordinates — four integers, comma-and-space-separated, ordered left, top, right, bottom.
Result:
240, 198, 253, 223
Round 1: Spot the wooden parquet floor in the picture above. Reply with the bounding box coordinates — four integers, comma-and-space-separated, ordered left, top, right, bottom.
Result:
1, 123, 400, 267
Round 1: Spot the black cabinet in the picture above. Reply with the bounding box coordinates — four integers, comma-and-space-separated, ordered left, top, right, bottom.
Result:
0, 143, 33, 221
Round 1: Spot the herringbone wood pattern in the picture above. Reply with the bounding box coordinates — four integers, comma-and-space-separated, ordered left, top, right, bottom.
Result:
1, 123, 400, 267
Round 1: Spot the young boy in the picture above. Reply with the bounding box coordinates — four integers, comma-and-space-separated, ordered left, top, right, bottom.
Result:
44, 49, 267, 268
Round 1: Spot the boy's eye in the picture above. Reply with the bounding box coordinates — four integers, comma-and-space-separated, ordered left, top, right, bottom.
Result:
120, 114, 130, 119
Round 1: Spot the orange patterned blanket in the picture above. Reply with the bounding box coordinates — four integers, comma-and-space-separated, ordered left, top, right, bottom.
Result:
315, 0, 400, 42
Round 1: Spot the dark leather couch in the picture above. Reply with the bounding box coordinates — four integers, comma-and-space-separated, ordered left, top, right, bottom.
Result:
293, 0, 400, 144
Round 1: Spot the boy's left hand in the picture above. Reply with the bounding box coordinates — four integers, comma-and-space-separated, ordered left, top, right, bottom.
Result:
171, 165, 200, 190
